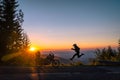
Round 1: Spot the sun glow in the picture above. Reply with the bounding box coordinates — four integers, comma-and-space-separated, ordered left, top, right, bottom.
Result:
28, 43, 41, 52
29, 47, 36, 52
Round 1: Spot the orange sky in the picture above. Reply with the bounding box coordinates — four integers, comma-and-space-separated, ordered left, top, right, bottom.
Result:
30, 38, 118, 50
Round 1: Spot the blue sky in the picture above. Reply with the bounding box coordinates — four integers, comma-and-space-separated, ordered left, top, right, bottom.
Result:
19, 0, 120, 49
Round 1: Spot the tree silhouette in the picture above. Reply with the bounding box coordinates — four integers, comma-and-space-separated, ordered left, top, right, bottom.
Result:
0, 0, 2, 21
0, 0, 29, 63
95, 39, 120, 62
117, 39, 120, 61
118, 39, 120, 53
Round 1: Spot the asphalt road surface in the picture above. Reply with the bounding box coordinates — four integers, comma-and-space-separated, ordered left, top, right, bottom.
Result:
0, 66, 120, 80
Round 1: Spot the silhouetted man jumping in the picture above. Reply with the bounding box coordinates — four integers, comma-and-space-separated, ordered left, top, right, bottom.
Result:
70, 44, 84, 60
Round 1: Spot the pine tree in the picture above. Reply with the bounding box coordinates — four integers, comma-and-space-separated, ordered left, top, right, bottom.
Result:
0, 0, 3, 31
2, 0, 21, 53
0, 0, 2, 29
0, 0, 2, 20
0, 0, 6, 59
0, 0, 30, 63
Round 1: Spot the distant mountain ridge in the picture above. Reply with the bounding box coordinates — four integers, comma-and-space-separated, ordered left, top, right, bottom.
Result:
40, 49, 96, 64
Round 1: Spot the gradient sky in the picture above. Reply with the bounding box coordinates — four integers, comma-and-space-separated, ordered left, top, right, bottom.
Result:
19, 0, 120, 50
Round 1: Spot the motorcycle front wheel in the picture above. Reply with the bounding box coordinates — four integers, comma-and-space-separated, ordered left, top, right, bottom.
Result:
52, 60, 60, 67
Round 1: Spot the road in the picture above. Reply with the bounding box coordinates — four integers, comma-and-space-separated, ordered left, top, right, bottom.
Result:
0, 66, 120, 80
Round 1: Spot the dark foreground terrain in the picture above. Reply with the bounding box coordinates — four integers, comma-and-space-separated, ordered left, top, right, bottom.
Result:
0, 66, 120, 80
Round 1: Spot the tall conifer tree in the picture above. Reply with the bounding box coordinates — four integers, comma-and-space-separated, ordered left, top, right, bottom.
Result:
0, 0, 30, 62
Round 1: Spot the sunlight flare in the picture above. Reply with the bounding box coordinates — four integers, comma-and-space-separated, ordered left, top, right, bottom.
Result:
29, 47, 36, 52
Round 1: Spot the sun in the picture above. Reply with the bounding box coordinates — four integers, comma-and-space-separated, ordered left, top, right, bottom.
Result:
28, 44, 41, 52
29, 47, 36, 52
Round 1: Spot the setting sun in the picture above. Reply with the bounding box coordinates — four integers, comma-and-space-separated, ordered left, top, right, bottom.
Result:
29, 47, 36, 52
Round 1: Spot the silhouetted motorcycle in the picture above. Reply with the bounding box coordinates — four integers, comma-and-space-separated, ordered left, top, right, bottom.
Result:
44, 52, 60, 67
